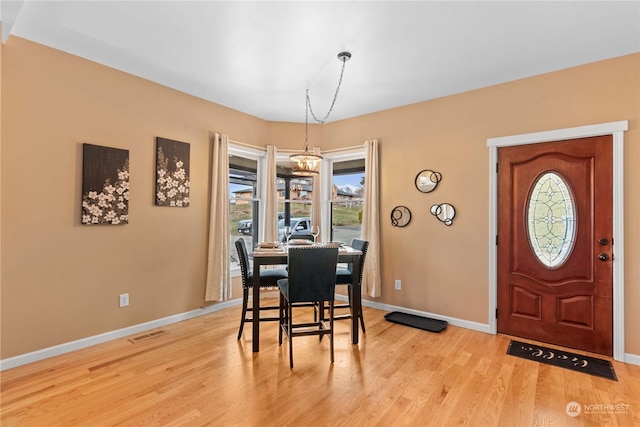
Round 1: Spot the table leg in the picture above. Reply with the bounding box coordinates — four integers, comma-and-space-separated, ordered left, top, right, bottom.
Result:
351, 258, 361, 345
252, 258, 260, 352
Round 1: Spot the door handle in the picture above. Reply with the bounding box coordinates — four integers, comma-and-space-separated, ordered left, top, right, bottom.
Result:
598, 253, 610, 261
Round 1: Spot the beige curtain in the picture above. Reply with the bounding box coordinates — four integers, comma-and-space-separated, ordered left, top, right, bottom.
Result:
263, 145, 278, 243
204, 132, 231, 301
362, 139, 381, 298
311, 146, 323, 242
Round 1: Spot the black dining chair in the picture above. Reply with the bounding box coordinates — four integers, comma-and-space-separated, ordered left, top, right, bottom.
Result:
278, 246, 339, 368
330, 238, 369, 332
235, 238, 288, 340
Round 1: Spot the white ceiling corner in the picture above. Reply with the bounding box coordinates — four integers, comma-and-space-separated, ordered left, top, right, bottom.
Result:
2, 1, 639, 123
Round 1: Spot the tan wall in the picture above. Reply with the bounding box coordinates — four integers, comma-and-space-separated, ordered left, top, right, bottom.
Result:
0, 38, 254, 358
336, 54, 640, 354
1, 36, 638, 359
0, 23, 3, 349
268, 120, 324, 153
269, 54, 640, 355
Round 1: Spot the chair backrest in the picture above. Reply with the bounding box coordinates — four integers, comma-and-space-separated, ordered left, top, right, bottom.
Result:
349, 239, 369, 283
287, 247, 339, 303
235, 238, 250, 287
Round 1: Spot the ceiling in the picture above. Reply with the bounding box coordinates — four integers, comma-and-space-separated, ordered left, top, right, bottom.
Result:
2, 1, 639, 123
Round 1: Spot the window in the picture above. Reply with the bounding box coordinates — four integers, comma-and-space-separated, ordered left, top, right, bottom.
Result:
229, 151, 259, 270
330, 157, 365, 244
276, 175, 313, 241
526, 171, 576, 268
226, 145, 364, 271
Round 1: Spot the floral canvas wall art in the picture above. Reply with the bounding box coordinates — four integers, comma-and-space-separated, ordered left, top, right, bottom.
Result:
155, 137, 190, 207
81, 143, 130, 225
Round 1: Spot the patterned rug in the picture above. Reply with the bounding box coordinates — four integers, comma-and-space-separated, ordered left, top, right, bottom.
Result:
507, 340, 617, 381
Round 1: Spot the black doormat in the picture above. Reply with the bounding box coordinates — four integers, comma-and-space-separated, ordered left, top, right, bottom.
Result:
507, 340, 617, 381
384, 311, 448, 333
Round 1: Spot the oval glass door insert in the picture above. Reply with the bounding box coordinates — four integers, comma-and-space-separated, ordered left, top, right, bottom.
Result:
526, 172, 577, 268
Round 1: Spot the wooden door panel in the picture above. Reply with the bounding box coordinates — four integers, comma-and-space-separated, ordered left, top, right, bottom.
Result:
497, 136, 613, 356
557, 295, 593, 329
510, 285, 541, 320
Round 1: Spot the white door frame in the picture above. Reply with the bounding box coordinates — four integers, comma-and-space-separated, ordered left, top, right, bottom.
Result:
487, 121, 628, 361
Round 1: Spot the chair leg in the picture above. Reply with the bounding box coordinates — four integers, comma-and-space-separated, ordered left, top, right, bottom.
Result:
359, 305, 366, 333
237, 288, 249, 340
329, 300, 334, 364
278, 293, 284, 345
288, 301, 294, 369
349, 285, 366, 333
318, 301, 325, 341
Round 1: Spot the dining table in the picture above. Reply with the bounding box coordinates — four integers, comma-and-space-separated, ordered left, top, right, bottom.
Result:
251, 242, 363, 352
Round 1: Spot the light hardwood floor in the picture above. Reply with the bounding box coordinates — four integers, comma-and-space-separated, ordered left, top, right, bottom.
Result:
1, 301, 639, 426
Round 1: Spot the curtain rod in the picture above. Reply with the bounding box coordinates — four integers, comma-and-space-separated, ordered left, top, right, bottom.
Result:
227, 138, 363, 154
228, 139, 266, 151
321, 145, 364, 154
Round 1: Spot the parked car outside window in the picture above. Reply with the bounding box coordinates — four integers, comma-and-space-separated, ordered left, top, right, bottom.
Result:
236, 212, 284, 236
237, 219, 252, 235
277, 217, 311, 242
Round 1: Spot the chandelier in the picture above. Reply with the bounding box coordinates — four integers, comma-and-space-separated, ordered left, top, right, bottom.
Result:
290, 51, 351, 176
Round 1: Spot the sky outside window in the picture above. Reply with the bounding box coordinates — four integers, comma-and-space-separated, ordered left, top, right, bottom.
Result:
333, 172, 364, 194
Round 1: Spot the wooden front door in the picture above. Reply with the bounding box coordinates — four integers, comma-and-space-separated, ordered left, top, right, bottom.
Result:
497, 136, 613, 356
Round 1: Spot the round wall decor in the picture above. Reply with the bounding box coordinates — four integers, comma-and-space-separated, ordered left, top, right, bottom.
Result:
415, 170, 442, 193
391, 206, 412, 227
430, 203, 456, 226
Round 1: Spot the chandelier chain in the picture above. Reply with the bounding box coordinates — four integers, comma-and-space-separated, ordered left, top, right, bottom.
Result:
292, 51, 350, 176
306, 56, 348, 125
304, 90, 310, 149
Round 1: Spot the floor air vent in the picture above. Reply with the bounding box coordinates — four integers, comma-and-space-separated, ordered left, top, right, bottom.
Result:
128, 330, 168, 343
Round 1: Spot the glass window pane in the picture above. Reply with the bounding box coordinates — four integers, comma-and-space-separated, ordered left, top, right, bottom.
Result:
331, 200, 364, 244
331, 162, 365, 243
276, 175, 313, 235
229, 157, 258, 267
230, 200, 258, 265
526, 171, 577, 268
277, 200, 312, 242
289, 178, 312, 201
332, 172, 364, 198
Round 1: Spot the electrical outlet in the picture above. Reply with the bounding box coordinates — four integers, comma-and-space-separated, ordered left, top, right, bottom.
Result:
119, 293, 129, 307
395, 280, 402, 290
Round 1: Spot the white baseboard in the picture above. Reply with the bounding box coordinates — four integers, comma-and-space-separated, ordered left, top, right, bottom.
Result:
3, 297, 637, 370
358, 298, 491, 334
624, 352, 640, 366
0, 299, 241, 371
356, 298, 640, 366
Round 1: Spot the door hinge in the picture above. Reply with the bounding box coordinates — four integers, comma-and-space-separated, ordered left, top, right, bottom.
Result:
496, 235, 498, 246
496, 162, 499, 174
495, 308, 498, 318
